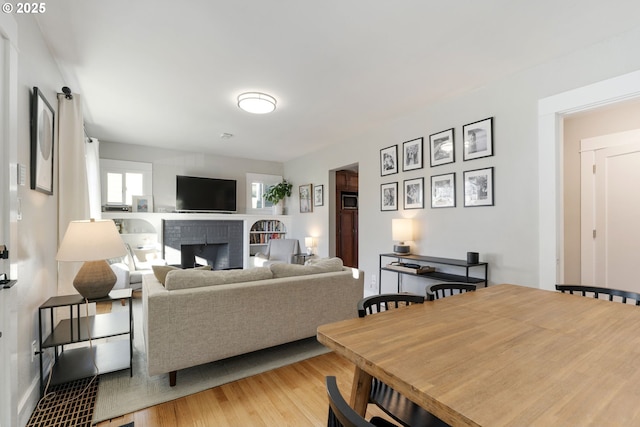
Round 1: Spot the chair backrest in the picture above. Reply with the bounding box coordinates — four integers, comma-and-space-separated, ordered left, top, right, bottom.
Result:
555, 284, 640, 305
426, 283, 477, 301
358, 293, 424, 317
326, 376, 377, 427
267, 238, 300, 262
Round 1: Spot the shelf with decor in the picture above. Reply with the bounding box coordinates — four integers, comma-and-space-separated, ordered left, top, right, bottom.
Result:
379, 253, 488, 294
38, 289, 133, 397
249, 219, 287, 255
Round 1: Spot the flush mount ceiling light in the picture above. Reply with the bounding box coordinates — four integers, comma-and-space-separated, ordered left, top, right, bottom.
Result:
237, 92, 277, 114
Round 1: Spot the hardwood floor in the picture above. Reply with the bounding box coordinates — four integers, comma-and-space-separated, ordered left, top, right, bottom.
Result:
95, 352, 392, 426
95, 298, 392, 426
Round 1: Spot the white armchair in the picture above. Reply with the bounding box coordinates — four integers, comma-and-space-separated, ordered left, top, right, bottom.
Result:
110, 243, 165, 291
254, 239, 300, 267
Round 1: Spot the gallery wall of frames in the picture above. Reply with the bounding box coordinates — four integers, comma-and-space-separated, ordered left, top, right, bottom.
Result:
379, 117, 494, 211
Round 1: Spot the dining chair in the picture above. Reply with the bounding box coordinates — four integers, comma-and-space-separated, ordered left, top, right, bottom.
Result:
357, 293, 425, 317
326, 376, 399, 427
426, 283, 477, 301
356, 294, 450, 427
555, 284, 640, 305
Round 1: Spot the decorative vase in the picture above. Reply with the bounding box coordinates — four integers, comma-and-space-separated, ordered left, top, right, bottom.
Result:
272, 201, 284, 215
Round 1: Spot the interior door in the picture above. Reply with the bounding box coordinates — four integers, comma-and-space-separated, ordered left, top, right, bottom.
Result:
0, 30, 9, 427
581, 130, 640, 291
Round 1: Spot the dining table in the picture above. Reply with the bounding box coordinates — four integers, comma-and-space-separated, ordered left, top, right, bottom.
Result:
316, 283, 640, 426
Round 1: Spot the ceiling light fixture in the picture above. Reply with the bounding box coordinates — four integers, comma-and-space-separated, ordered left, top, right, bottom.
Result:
237, 92, 277, 114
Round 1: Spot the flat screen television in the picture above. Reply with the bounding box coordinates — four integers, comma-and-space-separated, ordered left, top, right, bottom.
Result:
176, 175, 237, 213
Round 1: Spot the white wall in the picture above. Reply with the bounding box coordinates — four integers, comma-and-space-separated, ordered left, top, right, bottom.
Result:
99, 142, 284, 213
284, 25, 640, 296
12, 14, 65, 427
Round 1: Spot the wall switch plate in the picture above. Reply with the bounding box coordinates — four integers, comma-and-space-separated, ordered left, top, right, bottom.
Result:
31, 340, 37, 362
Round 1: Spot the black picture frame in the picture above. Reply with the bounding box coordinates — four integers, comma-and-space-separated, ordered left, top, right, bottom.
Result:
380, 182, 398, 211
429, 128, 455, 167
464, 167, 494, 207
314, 184, 324, 207
402, 137, 423, 172
299, 184, 313, 213
403, 177, 424, 210
380, 145, 398, 176
431, 173, 456, 208
30, 87, 55, 195
463, 117, 493, 161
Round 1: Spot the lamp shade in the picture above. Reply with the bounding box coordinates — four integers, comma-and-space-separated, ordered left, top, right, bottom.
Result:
56, 219, 126, 262
305, 237, 314, 248
392, 218, 413, 243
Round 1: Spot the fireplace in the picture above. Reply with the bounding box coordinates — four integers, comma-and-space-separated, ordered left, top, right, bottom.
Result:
162, 220, 243, 270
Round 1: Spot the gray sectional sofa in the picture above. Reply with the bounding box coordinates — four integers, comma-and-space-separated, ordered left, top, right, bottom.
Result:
142, 258, 364, 386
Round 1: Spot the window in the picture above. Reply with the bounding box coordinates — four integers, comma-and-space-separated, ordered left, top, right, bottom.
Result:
246, 173, 283, 214
101, 159, 152, 207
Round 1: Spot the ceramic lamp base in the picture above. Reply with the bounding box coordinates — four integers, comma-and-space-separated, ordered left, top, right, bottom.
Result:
393, 244, 410, 254
73, 260, 117, 300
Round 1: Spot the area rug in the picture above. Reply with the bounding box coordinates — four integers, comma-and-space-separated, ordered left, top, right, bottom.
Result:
93, 299, 330, 423
27, 376, 98, 427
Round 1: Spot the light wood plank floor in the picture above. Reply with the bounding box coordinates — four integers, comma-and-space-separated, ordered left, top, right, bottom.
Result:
95, 352, 392, 427
95, 299, 392, 426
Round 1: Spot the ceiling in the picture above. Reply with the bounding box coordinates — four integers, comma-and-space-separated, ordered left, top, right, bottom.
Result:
35, 0, 640, 162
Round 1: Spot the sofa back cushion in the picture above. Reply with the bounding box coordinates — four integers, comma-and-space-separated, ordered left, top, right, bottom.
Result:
164, 267, 273, 291
270, 257, 344, 278
152, 264, 212, 285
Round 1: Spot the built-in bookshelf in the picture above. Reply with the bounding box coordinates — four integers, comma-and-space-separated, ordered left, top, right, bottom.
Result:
250, 220, 286, 254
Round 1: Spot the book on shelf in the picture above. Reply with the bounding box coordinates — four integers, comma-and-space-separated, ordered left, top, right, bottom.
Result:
385, 263, 435, 275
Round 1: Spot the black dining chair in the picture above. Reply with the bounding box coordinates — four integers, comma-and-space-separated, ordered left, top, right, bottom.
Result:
357, 293, 425, 317
555, 284, 640, 305
356, 294, 450, 427
326, 376, 399, 427
426, 283, 477, 301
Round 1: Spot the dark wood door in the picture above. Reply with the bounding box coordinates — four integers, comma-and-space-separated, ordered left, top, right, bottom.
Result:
337, 209, 358, 267
335, 170, 358, 268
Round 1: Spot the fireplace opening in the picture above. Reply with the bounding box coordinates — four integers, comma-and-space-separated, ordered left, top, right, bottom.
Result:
180, 243, 234, 270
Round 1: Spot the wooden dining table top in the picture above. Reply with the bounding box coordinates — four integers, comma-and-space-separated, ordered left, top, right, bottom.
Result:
317, 284, 640, 427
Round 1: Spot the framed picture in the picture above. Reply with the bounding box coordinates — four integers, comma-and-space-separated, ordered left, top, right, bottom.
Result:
464, 167, 494, 207
463, 117, 493, 161
402, 137, 423, 171
299, 184, 313, 213
314, 184, 324, 207
30, 87, 55, 195
380, 145, 398, 176
380, 182, 398, 211
403, 177, 424, 209
429, 128, 455, 167
431, 173, 456, 208
132, 195, 154, 212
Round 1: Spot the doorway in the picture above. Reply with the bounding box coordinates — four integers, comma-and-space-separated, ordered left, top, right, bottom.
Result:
334, 167, 358, 268
580, 130, 640, 291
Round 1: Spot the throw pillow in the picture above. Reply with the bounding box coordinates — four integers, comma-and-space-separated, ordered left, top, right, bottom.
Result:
152, 264, 212, 285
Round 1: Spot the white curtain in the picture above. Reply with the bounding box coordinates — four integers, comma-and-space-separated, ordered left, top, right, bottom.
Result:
57, 93, 90, 295
85, 137, 102, 218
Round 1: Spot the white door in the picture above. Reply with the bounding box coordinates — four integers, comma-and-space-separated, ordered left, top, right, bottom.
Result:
0, 29, 9, 427
581, 130, 640, 292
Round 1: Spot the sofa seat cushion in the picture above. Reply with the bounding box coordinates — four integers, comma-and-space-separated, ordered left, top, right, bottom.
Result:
270, 257, 344, 278
164, 267, 273, 291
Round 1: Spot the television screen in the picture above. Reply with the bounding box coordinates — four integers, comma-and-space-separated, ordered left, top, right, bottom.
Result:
176, 175, 237, 212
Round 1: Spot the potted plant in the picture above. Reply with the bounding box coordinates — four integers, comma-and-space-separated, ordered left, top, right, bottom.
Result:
264, 179, 292, 215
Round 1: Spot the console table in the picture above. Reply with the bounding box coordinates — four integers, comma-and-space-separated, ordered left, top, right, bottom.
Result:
38, 289, 133, 396
379, 253, 488, 294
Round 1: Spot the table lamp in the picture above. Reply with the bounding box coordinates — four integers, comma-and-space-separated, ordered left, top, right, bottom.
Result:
56, 218, 127, 299
305, 236, 315, 255
392, 218, 413, 254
